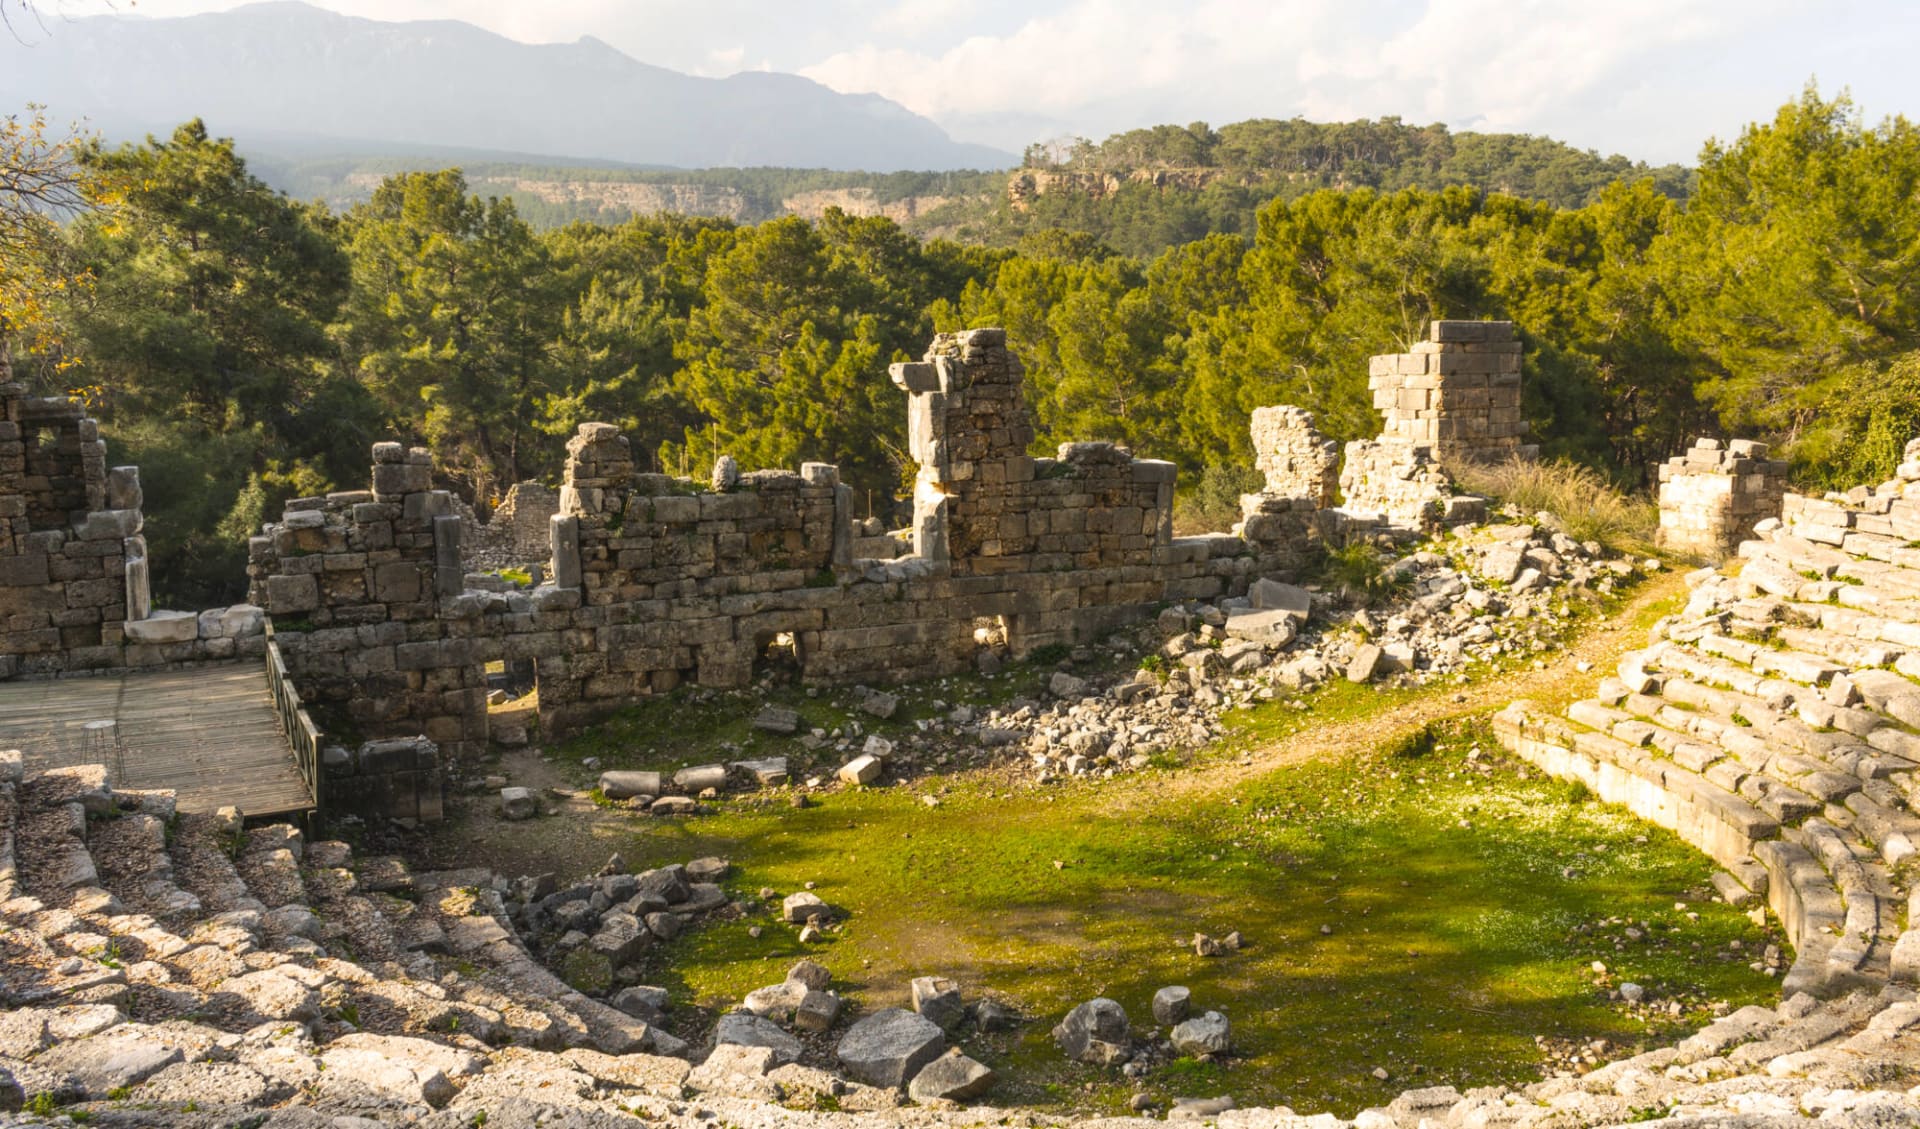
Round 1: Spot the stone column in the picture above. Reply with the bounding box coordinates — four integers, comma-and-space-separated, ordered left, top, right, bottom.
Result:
1656, 438, 1789, 559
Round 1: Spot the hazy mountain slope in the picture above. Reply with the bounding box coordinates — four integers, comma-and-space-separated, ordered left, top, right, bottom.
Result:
0, 1, 1012, 171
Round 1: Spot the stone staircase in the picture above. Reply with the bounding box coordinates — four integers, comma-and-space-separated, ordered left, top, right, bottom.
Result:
1496, 492, 1920, 1004
0, 756, 718, 1122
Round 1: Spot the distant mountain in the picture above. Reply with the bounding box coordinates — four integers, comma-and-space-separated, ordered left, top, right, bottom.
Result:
0, 1, 1014, 172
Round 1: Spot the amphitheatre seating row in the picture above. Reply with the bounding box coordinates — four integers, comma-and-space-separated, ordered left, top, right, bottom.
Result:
1496, 495, 1920, 1004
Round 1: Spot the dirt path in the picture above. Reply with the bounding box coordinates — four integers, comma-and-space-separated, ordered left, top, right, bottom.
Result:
1111, 567, 1690, 805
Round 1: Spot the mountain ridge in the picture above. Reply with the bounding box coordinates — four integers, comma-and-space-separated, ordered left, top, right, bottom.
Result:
0, 0, 1014, 171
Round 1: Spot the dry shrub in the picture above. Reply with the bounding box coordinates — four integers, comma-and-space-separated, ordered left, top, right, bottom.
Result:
1454, 457, 1659, 557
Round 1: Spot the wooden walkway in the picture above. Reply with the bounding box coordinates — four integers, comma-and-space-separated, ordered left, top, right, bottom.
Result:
0, 663, 314, 817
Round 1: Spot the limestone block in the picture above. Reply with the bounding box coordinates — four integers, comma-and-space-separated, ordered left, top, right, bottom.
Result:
122, 610, 200, 645
263, 574, 319, 614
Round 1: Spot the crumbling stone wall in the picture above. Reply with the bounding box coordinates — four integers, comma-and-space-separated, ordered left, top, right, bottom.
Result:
0, 366, 265, 675
467, 481, 560, 570
1249, 406, 1339, 508
1656, 438, 1789, 559
1336, 439, 1485, 530
253, 328, 1308, 758
1368, 320, 1535, 467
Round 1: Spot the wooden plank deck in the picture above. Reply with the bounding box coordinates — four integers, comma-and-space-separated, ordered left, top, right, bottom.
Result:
0, 662, 314, 816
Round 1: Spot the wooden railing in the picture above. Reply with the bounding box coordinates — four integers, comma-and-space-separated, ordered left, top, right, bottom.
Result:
263, 621, 326, 824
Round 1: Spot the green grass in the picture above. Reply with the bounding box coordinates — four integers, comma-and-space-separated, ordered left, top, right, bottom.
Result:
1453, 458, 1660, 557
608, 718, 1778, 1117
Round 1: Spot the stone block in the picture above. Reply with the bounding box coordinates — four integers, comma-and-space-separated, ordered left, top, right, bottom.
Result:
124, 610, 199, 644
264, 574, 319, 614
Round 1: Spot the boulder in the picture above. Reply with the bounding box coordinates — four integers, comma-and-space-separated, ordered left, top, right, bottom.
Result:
1152, 985, 1192, 1027
650, 795, 700, 816
635, 865, 691, 904
599, 771, 662, 800
1053, 997, 1131, 1065
685, 857, 731, 883
1171, 1011, 1231, 1057
836, 1008, 946, 1089
1048, 671, 1088, 698
910, 975, 966, 1032
713, 1012, 802, 1065
906, 1049, 995, 1103
838, 755, 883, 786
733, 757, 789, 786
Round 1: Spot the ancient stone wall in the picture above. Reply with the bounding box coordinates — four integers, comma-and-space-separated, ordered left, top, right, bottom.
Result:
467, 480, 561, 570
1655, 438, 1789, 559
251, 329, 1306, 761
1248, 406, 1338, 508
1367, 320, 1534, 466
0, 368, 265, 675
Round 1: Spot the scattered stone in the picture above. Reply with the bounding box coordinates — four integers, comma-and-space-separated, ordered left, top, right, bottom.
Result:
910, 975, 966, 1032
839, 754, 883, 786
1053, 997, 1130, 1065
1153, 985, 1192, 1026
794, 989, 843, 1033
499, 786, 537, 820
906, 1049, 995, 1103
1049, 671, 1087, 698
714, 1012, 803, 1065
859, 690, 900, 719
752, 707, 801, 735
786, 959, 832, 990
1347, 643, 1384, 683
975, 999, 1022, 1033
782, 891, 831, 924
1171, 1011, 1232, 1057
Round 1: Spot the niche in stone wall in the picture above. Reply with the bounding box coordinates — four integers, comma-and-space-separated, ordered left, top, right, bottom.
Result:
754, 630, 802, 685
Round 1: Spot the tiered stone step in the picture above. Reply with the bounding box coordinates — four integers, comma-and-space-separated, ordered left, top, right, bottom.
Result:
1500, 498, 1920, 998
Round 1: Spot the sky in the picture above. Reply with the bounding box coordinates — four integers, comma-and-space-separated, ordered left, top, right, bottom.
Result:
77, 0, 1920, 163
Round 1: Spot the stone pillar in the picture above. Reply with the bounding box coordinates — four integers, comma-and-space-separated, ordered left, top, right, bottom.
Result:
123, 536, 151, 622
549, 513, 581, 589
1367, 321, 1534, 468
432, 514, 463, 597
1656, 438, 1789, 559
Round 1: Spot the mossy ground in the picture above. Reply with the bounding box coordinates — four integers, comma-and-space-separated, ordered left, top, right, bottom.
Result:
451, 570, 1777, 1117
581, 723, 1773, 1117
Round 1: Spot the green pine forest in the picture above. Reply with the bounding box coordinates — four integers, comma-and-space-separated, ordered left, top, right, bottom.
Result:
9, 86, 1920, 607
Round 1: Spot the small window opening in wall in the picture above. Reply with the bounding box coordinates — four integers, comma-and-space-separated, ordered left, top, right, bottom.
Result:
755, 630, 801, 685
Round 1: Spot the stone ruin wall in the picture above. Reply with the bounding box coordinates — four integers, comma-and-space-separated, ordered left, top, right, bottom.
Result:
466, 480, 562, 571
0, 363, 266, 677
247, 329, 1323, 767
1656, 437, 1791, 559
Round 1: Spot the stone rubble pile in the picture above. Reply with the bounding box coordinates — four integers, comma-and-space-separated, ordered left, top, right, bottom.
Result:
698, 515, 1644, 793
